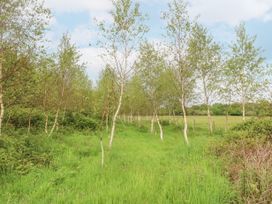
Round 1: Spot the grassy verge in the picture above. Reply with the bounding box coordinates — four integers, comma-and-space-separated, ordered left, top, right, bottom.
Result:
0, 121, 237, 203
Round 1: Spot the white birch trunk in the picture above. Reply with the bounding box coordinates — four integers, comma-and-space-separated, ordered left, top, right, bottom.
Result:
155, 113, 164, 141
49, 109, 59, 137
207, 106, 213, 134
49, 79, 65, 137
180, 98, 189, 145
44, 113, 48, 134
203, 79, 213, 134
109, 83, 124, 148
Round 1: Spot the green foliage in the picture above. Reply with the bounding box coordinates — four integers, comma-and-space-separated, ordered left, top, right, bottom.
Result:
213, 118, 272, 203
0, 135, 52, 175
5, 108, 46, 129
61, 112, 98, 131
232, 119, 272, 141
160, 120, 170, 126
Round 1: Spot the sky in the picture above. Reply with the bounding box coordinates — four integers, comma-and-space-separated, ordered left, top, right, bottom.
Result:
44, 0, 272, 82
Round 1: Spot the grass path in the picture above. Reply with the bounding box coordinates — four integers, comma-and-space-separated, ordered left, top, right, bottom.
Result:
0, 124, 235, 204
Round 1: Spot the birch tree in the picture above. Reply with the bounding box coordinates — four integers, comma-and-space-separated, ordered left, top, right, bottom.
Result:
96, 66, 117, 132
97, 0, 148, 148
0, 0, 50, 135
226, 23, 265, 121
162, 0, 195, 145
189, 24, 221, 134
49, 34, 84, 136
135, 42, 166, 141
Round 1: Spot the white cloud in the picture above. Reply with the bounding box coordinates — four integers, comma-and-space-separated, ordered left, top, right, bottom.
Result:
188, 0, 272, 25
45, 0, 113, 13
71, 25, 94, 47
79, 47, 105, 82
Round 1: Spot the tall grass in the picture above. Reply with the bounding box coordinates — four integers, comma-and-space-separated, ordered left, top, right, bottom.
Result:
0, 117, 241, 203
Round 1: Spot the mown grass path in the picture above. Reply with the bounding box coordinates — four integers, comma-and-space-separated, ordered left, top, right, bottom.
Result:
1, 124, 235, 204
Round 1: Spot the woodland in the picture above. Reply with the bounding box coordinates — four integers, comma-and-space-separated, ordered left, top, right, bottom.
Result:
1, 0, 272, 203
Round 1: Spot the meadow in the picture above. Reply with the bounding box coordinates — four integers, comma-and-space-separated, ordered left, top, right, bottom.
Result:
0, 116, 243, 204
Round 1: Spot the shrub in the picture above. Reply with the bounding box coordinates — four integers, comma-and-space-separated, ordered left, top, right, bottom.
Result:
0, 135, 52, 175
232, 119, 272, 141
160, 120, 170, 126
213, 119, 272, 203
61, 112, 98, 130
6, 108, 45, 129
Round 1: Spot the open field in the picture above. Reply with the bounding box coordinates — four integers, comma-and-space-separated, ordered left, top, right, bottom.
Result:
138, 115, 245, 131
0, 116, 245, 204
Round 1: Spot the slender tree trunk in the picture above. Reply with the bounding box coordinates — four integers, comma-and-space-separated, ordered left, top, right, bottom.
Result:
49, 109, 59, 137
155, 113, 163, 141
207, 105, 213, 134
100, 137, 104, 167
44, 113, 48, 134
109, 83, 124, 148
203, 80, 213, 134
43, 87, 48, 134
180, 97, 189, 145
49, 79, 65, 137
0, 56, 4, 136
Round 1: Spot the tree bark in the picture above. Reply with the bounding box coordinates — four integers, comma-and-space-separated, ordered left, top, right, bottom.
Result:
49, 77, 65, 137
49, 109, 59, 137
155, 113, 164, 141
180, 97, 189, 145
109, 83, 124, 148
44, 113, 48, 134
0, 56, 4, 136
207, 105, 213, 134
203, 79, 213, 134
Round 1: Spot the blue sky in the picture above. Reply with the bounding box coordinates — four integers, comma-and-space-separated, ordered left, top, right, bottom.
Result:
44, 0, 272, 82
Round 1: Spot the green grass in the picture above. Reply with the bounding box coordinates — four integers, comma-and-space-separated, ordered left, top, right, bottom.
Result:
0, 116, 243, 204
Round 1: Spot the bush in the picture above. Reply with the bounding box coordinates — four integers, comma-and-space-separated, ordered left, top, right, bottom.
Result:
6, 108, 46, 129
232, 119, 272, 141
61, 112, 98, 130
0, 135, 52, 175
160, 120, 170, 126
213, 119, 272, 203
4, 108, 98, 132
